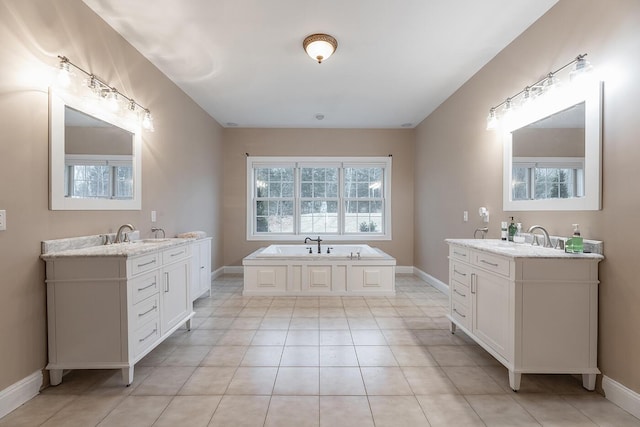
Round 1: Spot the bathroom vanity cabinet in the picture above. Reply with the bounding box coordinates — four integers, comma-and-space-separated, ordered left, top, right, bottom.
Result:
446, 239, 603, 391
42, 241, 194, 386
190, 237, 212, 301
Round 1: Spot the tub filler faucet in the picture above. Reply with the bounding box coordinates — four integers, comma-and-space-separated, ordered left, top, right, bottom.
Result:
304, 236, 323, 253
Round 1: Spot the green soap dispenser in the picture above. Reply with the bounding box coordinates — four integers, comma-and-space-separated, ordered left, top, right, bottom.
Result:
571, 223, 583, 253
508, 217, 517, 242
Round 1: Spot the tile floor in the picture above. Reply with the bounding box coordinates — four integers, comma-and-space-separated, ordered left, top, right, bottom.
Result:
2, 274, 639, 427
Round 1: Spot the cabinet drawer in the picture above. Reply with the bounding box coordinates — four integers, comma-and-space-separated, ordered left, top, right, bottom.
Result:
130, 253, 160, 276
451, 279, 470, 304
473, 251, 510, 277
451, 300, 470, 329
135, 319, 160, 357
162, 245, 189, 264
451, 261, 472, 287
450, 246, 470, 262
130, 271, 160, 304
133, 294, 160, 330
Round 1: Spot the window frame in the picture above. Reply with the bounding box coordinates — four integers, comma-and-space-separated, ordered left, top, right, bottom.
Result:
511, 156, 585, 201
247, 156, 391, 241
64, 154, 134, 200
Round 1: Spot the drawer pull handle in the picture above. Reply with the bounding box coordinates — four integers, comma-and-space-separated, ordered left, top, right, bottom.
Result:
453, 308, 466, 318
454, 289, 466, 297
454, 251, 467, 257
137, 259, 156, 268
137, 282, 156, 292
453, 268, 467, 277
170, 251, 183, 257
138, 305, 157, 317
139, 328, 157, 343
165, 272, 170, 293
480, 259, 499, 267
471, 273, 476, 294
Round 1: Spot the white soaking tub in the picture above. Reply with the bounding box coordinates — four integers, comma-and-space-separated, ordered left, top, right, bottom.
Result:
243, 244, 396, 296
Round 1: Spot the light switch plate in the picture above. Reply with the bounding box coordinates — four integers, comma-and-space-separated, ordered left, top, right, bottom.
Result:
0, 210, 6, 231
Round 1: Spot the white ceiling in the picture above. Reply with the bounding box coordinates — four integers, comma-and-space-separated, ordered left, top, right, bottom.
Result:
82, 0, 558, 129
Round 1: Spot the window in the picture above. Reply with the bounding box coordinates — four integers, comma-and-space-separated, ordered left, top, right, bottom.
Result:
512, 157, 584, 201
248, 157, 391, 240
65, 155, 134, 200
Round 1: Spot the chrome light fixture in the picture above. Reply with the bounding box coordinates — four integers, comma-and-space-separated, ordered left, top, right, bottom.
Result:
56, 55, 155, 131
303, 34, 338, 63
486, 53, 593, 130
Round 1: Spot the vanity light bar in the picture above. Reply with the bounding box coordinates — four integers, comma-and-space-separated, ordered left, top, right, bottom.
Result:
57, 55, 154, 131
486, 53, 591, 130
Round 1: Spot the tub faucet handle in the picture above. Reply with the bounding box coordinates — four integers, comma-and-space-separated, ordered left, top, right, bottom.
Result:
326, 247, 333, 254
307, 247, 313, 254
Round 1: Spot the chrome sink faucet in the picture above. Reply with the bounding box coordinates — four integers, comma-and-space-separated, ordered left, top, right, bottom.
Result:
304, 236, 323, 254
527, 225, 552, 248
115, 224, 135, 243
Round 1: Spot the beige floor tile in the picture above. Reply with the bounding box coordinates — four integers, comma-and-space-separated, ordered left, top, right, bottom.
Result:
319, 345, 358, 366
293, 307, 320, 317
198, 317, 235, 329
289, 317, 319, 330
402, 367, 459, 395
365, 298, 393, 307
226, 367, 278, 395
216, 330, 256, 346
368, 396, 430, 427
320, 367, 366, 395
296, 297, 320, 307
181, 330, 225, 346
561, 394, 640, 427
351, 330, 387, 345
428, 345, 478, 366
416, 394, 485, 427
466, 394, 540, 427
482, 366, 552, 393
264, 307, 294, 317
318, 307, 346, 318
251, 330, 288, 346
97, 395, 172, 427
442, 366, 505, 395
270, 297, 297, 308
230, 317, 263, 329
161, 345, 212, 366
137, 343, 177, 366
414, 329, 466, 346
179, 367, 236, 395
259, 317, 291, 330
375, 317, 408, 329
319, 330, 353, 345
281, 346, 319, 366
238, 307, 268, 317
318, 297, 344, 307
514, 393, 598, 426
273, 367, 320, 395
41, 395, 124, 427
319, 396, 374, 427
370, 307, 401, 317
341, 297, 368, 307
361, 367, 413, 395
344, 308, 375, 319
201, 346, 248, 367
40, 370, 112, 396
354, 345, 398, 366
208, 395, 270, 427
286, 330, 319, 345
381, 329, 421, 345
461, 344, 503, 366
0, 395, 77, 427
265, 396, 319, 427
318, 317, 349, 329
390, 345, 438, 367
240, 346, 283, 366
87, 366, 153, 396
132, 366, 196, 395
154, 395, 221, 427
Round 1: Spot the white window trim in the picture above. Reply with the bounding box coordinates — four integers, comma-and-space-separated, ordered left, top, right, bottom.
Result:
512, 156, 585, 201
246, 156, 392, 241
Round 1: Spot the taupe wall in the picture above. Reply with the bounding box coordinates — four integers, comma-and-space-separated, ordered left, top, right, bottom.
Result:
513, 128, 584, 157
0, 0, 224, 391
414, 0, 640, 393
223, 128, 414, 267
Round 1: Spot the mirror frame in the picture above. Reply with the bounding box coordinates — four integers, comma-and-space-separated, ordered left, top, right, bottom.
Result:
503, 80, 603, 211
49, 88, 142, 210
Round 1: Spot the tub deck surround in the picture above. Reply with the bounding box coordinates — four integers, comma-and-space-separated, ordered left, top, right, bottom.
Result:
243, 244, 396, 296
41, 235, 196, 386
446, 238, 603, 392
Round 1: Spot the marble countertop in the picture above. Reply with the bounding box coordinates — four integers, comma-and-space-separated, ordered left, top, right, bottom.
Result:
446, 239, 604, 260
41, 238, 191, 259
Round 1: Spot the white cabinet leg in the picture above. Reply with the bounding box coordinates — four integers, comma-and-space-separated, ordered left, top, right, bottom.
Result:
186, 318, 192, 331
122, 367, 134, 386
509, 370, 521, 391
49, 369, 63, 386
450, 321, 457, 334
582, 373, 596, 390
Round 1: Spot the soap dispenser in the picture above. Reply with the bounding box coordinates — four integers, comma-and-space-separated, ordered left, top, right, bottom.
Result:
508, 216, 516, 242
566, 224, 584, 253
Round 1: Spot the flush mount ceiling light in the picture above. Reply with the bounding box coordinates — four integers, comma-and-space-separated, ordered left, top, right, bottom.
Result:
303, 34, 338, 64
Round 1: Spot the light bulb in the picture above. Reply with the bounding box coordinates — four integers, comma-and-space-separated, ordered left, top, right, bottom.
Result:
142, 110, 154, 132
106, 89, 119, 112
569, 55, 593, 82
57, 59, 72, 87
486, 108, 498, 130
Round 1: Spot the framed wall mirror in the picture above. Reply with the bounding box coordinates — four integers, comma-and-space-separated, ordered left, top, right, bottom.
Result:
503, 80, 603, 211
49, 88, 142, 210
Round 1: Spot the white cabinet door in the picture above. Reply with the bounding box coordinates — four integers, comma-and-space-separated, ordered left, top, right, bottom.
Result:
472, 269, 510, 359
190, 239, 212, 301
161, 260, 190, 333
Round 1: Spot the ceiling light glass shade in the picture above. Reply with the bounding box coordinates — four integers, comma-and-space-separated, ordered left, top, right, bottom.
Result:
142, 110, 154, 132
57, 59, 72, 87
486, 108, 498, 130
569, 55, 593, 81
303, 34, 337, 63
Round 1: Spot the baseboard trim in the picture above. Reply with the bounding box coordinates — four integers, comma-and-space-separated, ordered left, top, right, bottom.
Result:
211, 266, 225, 280
224, 266, 244, 275
395, 266, 414, 274
413, 267, 449, 295
0, 370, 42, 419
602, 375, 640, 420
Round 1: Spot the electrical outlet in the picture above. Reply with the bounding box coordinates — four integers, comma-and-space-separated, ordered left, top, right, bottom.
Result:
151, 210, 157, 223
0, 210, 6, 231
463, 211, 468, 222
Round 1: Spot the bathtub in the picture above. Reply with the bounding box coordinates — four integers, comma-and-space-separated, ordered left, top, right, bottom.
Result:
243, 244, 396, 296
